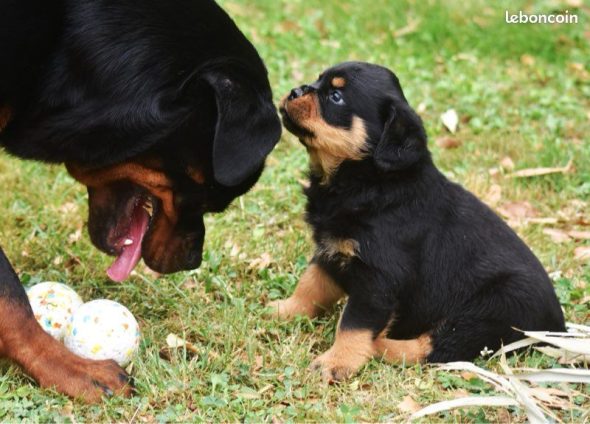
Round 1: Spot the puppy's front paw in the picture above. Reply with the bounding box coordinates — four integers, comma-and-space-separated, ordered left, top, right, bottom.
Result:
310, 348, 368, 383
267, 297, 317, 320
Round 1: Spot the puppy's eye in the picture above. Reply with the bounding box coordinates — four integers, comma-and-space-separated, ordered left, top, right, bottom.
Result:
329, 90, 345, 105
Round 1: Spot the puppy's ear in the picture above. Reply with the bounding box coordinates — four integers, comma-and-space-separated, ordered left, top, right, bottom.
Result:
373, 101, 427, 172
202, 72, 282, 187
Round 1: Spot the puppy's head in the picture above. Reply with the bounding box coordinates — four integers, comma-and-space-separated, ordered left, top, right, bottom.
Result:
280, 62, 427, 182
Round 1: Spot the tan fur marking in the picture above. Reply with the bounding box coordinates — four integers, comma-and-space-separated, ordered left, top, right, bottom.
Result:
374, 333, 432, 364
319, 238, 359, 259
268, 264, 345, 319
311, 328, 375, 382
282, 93, 368, 184
186, 166, 205, 184
331, 77, 346, 88
0, 299, 131, 402
0, 106, 12, 132
66, 162, 176, 222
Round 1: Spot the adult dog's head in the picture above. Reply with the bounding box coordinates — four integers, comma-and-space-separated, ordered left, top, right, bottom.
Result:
279, 62, 428, 184
0, 0, 281, 280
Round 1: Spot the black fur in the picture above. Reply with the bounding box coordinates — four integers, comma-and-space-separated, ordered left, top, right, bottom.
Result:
0, 0, 281, 275
0, 0, 281, 184
297, 62, 565, 361
0, 0, 280, 398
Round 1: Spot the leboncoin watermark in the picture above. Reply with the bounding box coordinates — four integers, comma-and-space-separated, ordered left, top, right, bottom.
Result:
505, 10, 579, 24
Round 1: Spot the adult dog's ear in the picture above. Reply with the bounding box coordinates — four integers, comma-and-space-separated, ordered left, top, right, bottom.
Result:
373, 101, 428, 172
202, 72, 282, 187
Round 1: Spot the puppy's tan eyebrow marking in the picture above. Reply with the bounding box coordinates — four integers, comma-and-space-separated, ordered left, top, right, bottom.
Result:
331, 77, 346, 88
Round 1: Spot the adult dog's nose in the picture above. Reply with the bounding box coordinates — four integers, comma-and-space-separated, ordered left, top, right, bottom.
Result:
288, 85, 311, 101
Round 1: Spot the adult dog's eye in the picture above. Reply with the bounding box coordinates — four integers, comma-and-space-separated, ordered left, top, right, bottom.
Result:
329, 90, 344, 105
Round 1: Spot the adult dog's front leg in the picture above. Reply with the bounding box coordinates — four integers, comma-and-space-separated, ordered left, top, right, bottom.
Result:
0, 248, 132, 402
268, 263, 344, 319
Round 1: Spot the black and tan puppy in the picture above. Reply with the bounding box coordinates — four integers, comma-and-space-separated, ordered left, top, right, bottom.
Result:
272, 62, 565, 382
0, 0, 280, 401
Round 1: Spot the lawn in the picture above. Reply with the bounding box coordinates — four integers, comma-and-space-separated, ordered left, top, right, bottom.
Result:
1, 0, 589, 422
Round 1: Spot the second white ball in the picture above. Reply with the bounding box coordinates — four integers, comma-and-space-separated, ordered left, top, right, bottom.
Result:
64, 299, 140, 367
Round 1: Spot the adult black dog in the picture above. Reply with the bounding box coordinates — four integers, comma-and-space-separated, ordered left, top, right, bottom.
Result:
272, 62, 565, 382
0, 0, 280, 401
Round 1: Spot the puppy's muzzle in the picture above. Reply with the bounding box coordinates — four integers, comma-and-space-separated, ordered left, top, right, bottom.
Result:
288, 85, 314, 100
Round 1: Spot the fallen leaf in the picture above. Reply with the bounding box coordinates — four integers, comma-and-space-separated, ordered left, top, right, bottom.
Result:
567, 230, 590, 240
461, 371, 477, 381
68, 229, 82, 244
568, 62, 590, 81
229, 243, 240, 257
182, 279, 199, 290
440, 109, 459, 133
249, 252, 273, 270
520, 54, 536, 67
506, 160, 573, 178
393, 18, 421, 38
497, 201, 539, 220
165, 333, 199, 353
59, 202, 79, 214
529, 387, 571, 409
543, 228, 571, 244
484, 184, 502, 206
298, 178, 310, 189
452, 389, 470, 399
574, 246, 590, 261
435, 136, 461, 149
500, 156, 515, 171
488, 167, 501, 179
398, 395, 422, 413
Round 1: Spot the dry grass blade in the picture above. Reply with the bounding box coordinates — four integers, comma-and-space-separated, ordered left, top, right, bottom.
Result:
410, 396, 518, 420
490, 337, 538, 359
512, 369, 590, 384
566, 323, 590, 333
440, 362, 513, 394
506, 160, 573, 178
535, 346, 590, 364
499, 354, 550, 424
522, 330, 590, 355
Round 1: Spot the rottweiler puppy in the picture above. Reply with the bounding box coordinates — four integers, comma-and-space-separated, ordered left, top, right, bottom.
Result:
0, 0, 280, 401
272, 61, 565, 382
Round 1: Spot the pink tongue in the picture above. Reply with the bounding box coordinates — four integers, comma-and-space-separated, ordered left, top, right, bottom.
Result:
107, 205, 150, 282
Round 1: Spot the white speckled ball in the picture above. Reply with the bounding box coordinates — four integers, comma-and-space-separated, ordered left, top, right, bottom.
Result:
26, 282, 84, 341
64, 299, 140, 367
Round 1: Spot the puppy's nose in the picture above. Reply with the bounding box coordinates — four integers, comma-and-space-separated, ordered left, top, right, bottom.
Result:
288, 85, 311, 101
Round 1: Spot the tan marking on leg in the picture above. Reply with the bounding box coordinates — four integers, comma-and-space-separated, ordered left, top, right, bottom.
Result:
0, 300, 131, 402
331, 77, 346, 88
281, 93, 368, 183
268, 263, 344, 319
0, 106, 12, 132
311, 328, 375, 382
374, 333, 432, 364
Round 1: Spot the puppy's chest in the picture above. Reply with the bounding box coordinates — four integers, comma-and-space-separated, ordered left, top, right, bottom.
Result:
316, 235, 361, 267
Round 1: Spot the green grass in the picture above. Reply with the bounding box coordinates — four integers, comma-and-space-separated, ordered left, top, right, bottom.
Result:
1, 0, 589, 421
